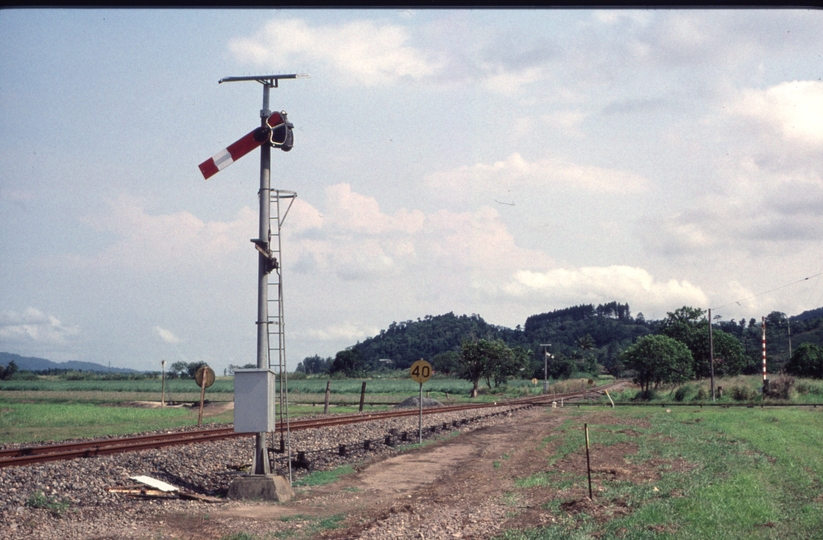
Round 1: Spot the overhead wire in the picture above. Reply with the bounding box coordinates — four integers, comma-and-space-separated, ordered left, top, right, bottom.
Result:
711, 271, 823, 312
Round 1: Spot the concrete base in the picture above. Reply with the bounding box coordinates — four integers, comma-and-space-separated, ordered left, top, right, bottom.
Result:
227, 474, 294, 502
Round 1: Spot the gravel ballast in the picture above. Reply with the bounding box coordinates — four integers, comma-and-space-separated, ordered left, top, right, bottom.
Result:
0, 404, 527, 540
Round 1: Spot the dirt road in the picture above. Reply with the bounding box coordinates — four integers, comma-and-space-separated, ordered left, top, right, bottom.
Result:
159, 405, 662, 539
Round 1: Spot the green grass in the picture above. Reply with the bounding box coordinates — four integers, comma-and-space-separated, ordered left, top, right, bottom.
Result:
0, 399, 231, 443
292, 465, 356, 487
269, 514, 346, 539
26, 490, 71, 516
496, 406, 823, 539
603, 375, 823, 406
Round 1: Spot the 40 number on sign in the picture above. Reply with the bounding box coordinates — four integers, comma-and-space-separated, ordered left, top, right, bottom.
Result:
410, 359, 433, 383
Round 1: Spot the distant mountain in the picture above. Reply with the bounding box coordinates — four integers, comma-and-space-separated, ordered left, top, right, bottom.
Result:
0, 352, 138, 373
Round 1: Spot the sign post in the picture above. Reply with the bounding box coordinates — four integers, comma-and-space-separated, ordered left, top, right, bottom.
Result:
161, 359, 166, 407
195, 366, 215, 427
410, 359, 433, 443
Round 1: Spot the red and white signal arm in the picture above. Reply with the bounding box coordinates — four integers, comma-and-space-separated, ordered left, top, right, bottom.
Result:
410, 359, 433, 383
199, 111, 292, 180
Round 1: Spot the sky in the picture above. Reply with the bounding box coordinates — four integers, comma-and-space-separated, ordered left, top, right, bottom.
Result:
1, 8, 823, 374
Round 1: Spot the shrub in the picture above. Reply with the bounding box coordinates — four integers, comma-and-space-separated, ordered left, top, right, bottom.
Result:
796, 380, 823, 395
674, 385, 694, 402
730, 385, 757, 401
694, 387, 708, 401
634, 389, 657, 401
766, 375, 794, 400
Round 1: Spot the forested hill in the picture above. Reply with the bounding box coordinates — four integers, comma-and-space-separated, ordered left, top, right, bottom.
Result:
350, 313, 521, 371
306, 302, 823, 379
342, 303, 654, 376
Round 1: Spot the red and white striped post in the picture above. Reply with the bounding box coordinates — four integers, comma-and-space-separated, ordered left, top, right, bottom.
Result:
762, 316, 769, 396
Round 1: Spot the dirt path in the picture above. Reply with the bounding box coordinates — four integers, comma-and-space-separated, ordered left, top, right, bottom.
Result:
158, 405, 662, 539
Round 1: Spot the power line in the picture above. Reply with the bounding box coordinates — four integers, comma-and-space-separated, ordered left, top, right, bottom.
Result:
711, 272, 823, 312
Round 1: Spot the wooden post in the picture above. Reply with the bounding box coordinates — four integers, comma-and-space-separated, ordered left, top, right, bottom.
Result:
160, 359, 166, 407
323, 380, 331, 414
359, 381, 367, 413
197, 376, 207, 427
585, 423, 593, 500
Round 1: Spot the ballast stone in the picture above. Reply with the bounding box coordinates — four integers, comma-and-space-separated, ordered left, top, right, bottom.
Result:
227, 474, 294, 502
394, 397, 444, 409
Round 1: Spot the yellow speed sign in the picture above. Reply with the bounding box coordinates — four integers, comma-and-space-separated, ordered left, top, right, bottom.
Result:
410, 359, 433, 383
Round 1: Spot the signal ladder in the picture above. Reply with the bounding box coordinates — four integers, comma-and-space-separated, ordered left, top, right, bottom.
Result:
266, 188, 297, 480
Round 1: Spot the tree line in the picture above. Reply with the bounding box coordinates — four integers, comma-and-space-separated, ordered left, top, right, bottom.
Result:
296, 303, 823, 388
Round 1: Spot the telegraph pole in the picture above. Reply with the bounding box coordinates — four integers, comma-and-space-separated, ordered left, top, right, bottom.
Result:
709, 308, 715, 402
541, 344, 551, 394
762, 316, 768, 396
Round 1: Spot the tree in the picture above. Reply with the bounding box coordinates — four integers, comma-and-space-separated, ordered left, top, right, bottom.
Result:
489, 345, 530, 388
458, 339, 528, 396
0, 360, 18, 380
186, 361, 208, 379
659, 306, 746, 378
458, 340, 492, 398
330, 349, 363, 377
227, 363, 256, 376
431, 350, 461, 374
170, 361, 189, 379
296, 355, 331, 375
620, 334, 694, 392
785, 343, 823, 379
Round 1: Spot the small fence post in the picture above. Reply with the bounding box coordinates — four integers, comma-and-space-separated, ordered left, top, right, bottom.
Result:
323, 380, 331, 414
585, 423, 593, 500
359, 381, 367, 413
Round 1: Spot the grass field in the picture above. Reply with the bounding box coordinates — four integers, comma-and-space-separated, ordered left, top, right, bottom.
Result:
496, 405, 823, 540
603, 376, 823, 406
0, 375, 562, 444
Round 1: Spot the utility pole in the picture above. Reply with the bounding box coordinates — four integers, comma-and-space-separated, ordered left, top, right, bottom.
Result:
762, 316, 768, 396
540, 344, 551, 394
709, 308, 715, 402
788, 318, 792, 359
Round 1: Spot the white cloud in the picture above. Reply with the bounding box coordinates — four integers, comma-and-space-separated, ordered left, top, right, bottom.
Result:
286, 184, 552, 285
502, 266, 708, 315
154, 326, 181, 344
0, 308, 80, 346
730, 81, 823, 147
298, 322, 381, 342
66, 196, 257, 272
425, 152, 649, 201
229, 18, 442, 86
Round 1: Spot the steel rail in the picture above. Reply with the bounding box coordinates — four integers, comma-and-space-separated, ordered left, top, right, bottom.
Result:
0, 381, 625, 468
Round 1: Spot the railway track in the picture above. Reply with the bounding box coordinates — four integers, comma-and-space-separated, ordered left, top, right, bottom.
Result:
0, 381, 625, 468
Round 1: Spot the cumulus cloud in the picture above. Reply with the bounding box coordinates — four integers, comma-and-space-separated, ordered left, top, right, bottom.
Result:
502, 266, 708, 314
285, 183, 552, 284
154, 326, 181, 344
729, 81, 823, 148
229, 18, 442, 86
425, 152, 649, 201
67, 196, 257, 272
639, 80, 823, 256
298, 322, 381, 342
0, 308, 80, 346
